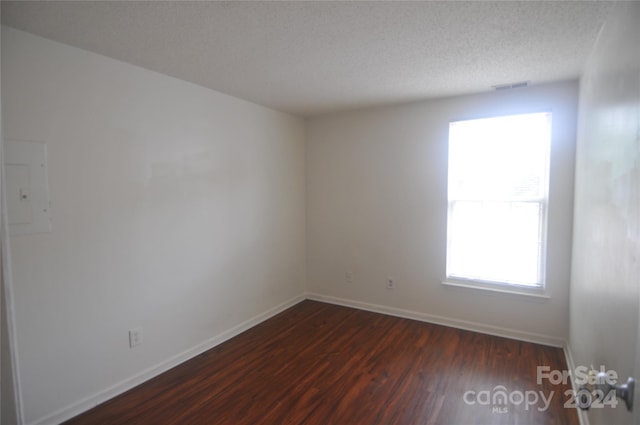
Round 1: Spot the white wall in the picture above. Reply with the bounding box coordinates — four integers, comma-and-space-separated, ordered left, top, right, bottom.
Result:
569, 2, 640, 424
1, 228, 20, 422
307, 81, 578, 344
1, 27, 306, 425
1, 277, 18, 425
1, 18, 21, 425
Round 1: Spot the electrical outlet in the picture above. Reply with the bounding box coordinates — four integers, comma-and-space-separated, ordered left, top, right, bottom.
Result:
386, 277, 396, 289
129, 328, 142, 348
346, 271, 354, 283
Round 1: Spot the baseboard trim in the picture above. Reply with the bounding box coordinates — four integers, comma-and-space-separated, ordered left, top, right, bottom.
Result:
306, 292, 566, 348
564, 342, 590, 425
31, 293, 306, 425
31, 292, 567, 424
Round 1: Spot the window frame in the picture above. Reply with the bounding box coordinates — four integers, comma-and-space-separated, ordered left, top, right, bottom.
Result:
443, 111, 552, 295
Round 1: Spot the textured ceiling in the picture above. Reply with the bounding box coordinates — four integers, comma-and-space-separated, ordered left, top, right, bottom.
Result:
1, 1, 612, 117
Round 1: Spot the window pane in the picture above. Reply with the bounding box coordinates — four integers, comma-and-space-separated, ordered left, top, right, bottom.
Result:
446, 112, 550, 288
448, 112, 550, 201
448, 201, 542, 285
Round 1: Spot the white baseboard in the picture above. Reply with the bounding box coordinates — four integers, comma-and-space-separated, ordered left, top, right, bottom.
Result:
31, 294, 305, 425
306, 292, 566, 348
564, 342, 590, 425
31, 292, 567, 425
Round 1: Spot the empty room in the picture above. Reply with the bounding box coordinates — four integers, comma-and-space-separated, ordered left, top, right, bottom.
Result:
1, 1, 639, 425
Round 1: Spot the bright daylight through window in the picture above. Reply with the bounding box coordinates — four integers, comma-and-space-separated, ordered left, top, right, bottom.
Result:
446, 112, 551, 288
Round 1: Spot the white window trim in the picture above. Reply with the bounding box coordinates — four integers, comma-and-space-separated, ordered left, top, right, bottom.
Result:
445, 111, 552, 292
441, 278, 550, 300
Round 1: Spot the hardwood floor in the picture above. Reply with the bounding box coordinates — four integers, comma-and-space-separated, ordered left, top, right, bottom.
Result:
64, 300, 578, 425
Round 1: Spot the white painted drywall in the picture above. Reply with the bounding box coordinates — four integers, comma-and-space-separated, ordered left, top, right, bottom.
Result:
1, 19, 22, 425
307, 81, 578, 343
1, 26, 306, 424
569, 2, 640, 424
1, 284, 19, 425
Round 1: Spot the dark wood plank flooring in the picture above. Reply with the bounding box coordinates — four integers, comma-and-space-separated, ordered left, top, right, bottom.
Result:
64, 300, 578, 425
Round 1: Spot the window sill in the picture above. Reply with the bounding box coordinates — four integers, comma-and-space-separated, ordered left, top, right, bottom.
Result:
441, 279, 550, 300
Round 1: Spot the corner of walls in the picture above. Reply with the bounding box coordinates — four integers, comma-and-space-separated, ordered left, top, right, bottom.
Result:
305, 81, 578, 345
307, 292, 566, 348
1, 23, 24, 425
30, 294, 305, 425
3, 26, 307, 424
562, 342, 590, 425
0, 239, 24, 425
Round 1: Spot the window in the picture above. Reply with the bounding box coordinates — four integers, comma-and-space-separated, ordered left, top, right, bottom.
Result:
446, 112, 551, 288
